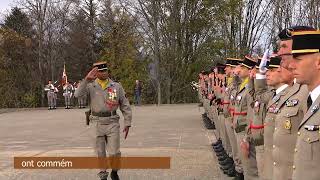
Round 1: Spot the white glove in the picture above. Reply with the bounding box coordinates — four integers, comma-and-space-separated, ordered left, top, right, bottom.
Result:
259, 49, 270, 74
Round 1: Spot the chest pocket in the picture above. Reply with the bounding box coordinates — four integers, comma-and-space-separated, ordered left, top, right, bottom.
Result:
300, 131, 320, 161
279, 107, 299, 134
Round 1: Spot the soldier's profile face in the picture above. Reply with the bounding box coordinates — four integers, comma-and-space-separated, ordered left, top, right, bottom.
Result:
278, 40, 292, 56
238, 66, 250, 78
279, 64, 294, 84
292, 53, 320, 85
266, 68, 281, 86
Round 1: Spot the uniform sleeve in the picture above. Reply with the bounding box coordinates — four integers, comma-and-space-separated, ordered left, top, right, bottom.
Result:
74, 79, 90, 98
254, 78, 273, 104
118, 84, 132, 127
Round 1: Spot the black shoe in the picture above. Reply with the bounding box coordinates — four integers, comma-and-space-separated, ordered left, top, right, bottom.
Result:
212, 139, 222, 146
48, 107, 52, 110
219, 157, 233, 166
213, 146, 224, 153
110, 170, 119, 180
233, 172, 244, 180
217, 155, 228, 162
227, 165, 236, 177
98, 171, 108, 180
220, 162, 233, 171
212, 144, 223, 151
216, 151, 228, 157
202, 113, 207, 118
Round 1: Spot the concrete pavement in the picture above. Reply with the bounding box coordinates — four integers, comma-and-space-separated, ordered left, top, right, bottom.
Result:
0, 104, 227, 180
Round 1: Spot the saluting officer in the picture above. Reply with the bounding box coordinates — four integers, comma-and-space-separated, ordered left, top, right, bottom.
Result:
75, 61, 132, 180
44, 80, 55, 110
290, 30, 320, 180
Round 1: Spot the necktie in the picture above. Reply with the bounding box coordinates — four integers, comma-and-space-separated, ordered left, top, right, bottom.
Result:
307, 95, 313, 110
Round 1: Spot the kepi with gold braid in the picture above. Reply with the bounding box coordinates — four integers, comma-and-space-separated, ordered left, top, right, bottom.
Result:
292, 31, 320, 55
240, 56, 256, 69
226, 58, 243, 67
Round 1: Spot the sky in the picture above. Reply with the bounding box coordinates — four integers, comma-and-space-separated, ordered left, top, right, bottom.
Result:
0, 0, 16, 22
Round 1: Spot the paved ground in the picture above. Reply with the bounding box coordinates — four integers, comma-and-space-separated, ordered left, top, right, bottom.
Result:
0, 104, 229, 180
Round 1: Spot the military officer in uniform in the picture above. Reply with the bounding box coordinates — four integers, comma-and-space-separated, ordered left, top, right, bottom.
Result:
44, 80, 55, 110
230, 56, 256, 180
290, 30, 320, 180
63, 81, 74, 109
270, 26, 315, 180
53, 85, 59, 109
253, 56, 290, 179
75, 61, 132, 180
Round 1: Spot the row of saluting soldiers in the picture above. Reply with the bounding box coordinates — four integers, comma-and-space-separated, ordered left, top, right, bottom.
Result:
198, 26, 320, 180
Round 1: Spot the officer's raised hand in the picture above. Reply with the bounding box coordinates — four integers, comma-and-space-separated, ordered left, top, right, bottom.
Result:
85, 67, 98, 81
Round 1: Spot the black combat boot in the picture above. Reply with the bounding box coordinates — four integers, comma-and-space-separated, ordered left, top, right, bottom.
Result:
97, 171, 108, 180
110, 170, 120, 180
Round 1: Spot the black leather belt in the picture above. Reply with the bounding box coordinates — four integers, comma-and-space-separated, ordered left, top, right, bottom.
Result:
92, 111, 117, 117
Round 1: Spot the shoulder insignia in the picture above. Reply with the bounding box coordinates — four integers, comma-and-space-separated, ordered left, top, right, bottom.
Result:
286, 99, 299, 107
311, 104, 319, 114
272, 95, 280, 102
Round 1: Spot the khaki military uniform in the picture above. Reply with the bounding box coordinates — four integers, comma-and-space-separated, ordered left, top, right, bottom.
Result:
75, 79, 132, 171
272, 84, 308, 180
63, 84, 74, 107
238, 78, 259, 180
44, 84, 55, 108
220, 85, 232, 155
232, 79, 251, 173
253, 78, 290, 179
292, 91, 320, 180
225, 78, 241, 164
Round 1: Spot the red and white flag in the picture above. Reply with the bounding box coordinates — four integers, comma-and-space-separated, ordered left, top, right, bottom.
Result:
62, 63, 67, 86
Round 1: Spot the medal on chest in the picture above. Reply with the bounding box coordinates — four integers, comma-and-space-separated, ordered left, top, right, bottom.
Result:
105, 87, 119, 109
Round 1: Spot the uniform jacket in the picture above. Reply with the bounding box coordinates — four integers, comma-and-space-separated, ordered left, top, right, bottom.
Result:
292, 93, 320, 180
272, 83, 308, 180
75, 79, 132, 127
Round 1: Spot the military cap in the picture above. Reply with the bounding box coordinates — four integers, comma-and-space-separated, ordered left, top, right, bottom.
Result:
240, 56, 256, 69
292, 31, 320, 56
216, 63, 226, 74
226, 58, 242, 67
267, 56, 281, 69
93, 61, 108, 71
278, 26, 316, 40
